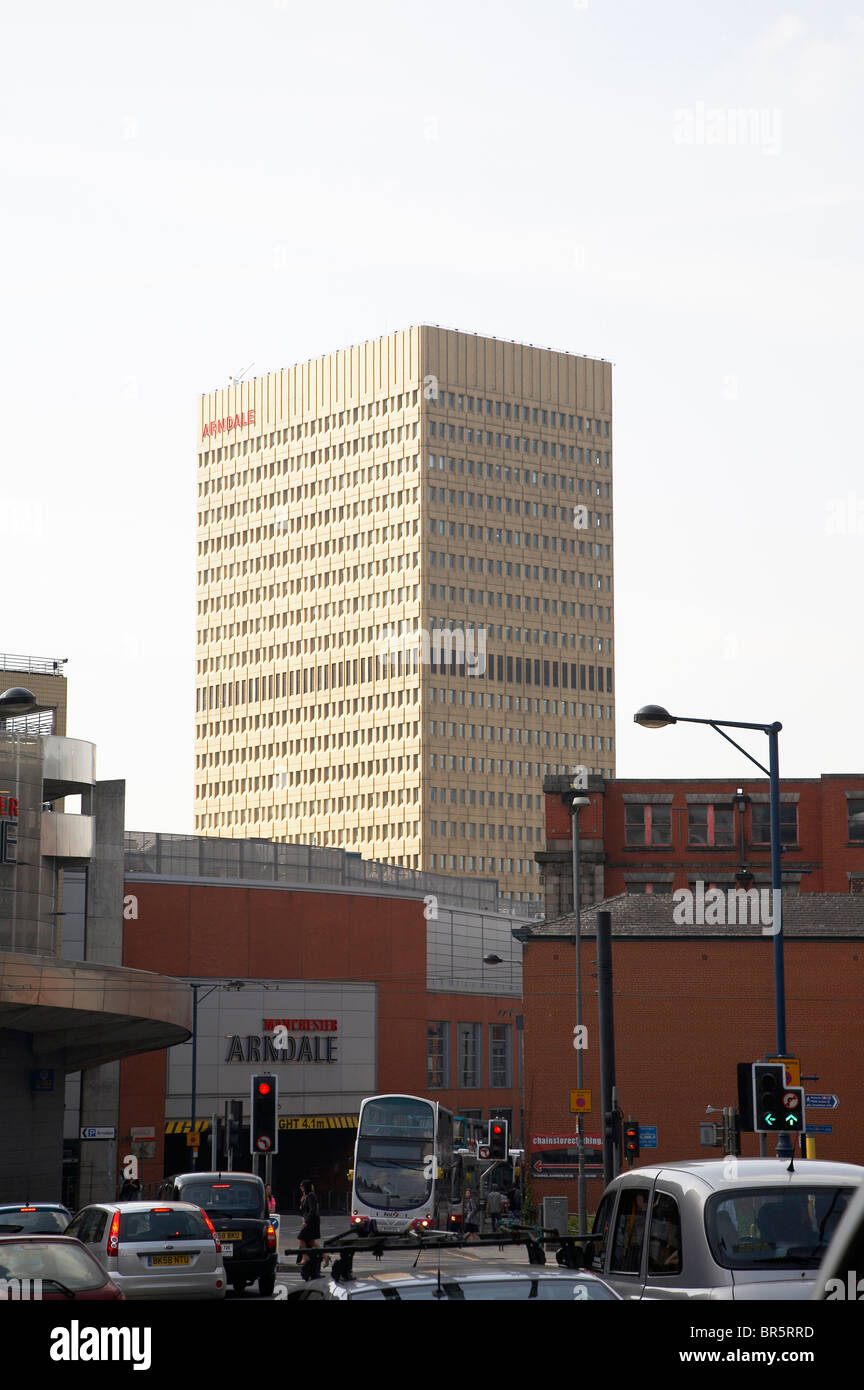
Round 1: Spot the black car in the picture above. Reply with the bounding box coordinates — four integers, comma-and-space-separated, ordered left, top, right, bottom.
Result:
157, 1172, 276, 1296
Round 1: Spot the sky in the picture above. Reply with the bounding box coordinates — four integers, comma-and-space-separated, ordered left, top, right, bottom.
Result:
1, 0, 862, 833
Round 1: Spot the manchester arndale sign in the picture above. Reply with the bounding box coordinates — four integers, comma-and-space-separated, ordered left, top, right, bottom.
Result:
166, 982, 376, 1107
225, 1018, 338, 1065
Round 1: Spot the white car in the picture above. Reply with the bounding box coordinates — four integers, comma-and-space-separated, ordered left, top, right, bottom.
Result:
65, 1201, 226, 1300
588, 1159, 864, 1300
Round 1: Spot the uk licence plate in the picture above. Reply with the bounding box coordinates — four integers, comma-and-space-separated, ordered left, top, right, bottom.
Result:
221, 1243, 233, 1257
148, 1254, 191, 1266
220, 1230, 243, 1241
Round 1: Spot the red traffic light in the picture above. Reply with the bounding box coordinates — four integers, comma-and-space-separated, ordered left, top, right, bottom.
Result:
257, 1082, 271, 1095
491, 1124, 503, 1135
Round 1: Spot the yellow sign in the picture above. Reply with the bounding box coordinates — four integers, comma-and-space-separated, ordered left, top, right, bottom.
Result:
569, 1089, 592, 1115
278, 1114, 359, 1132
186, 1132, 200, 1148
768, 1056, 801, 1088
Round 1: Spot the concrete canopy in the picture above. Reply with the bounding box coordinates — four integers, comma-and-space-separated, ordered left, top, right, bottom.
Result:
0, 952, 191, 1070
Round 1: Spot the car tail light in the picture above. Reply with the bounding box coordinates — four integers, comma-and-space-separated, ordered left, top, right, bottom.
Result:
202, 1211, 222, 1253
265, 1223, 277, 1253
19, 1207, 37, 1212
150, 1207, 173, 1213
351, 1213, 362, 1225
107, 1211, 121, 1255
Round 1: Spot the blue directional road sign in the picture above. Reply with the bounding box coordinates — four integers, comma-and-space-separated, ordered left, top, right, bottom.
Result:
638, 1125, 658, 1149
806, 1125, 833, 1135
806, 1095, 839, 1109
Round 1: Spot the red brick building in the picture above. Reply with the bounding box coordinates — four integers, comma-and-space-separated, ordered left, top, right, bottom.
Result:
538, 773, 864, 917
516, 773, 864, 1215
117, 836, 524, 1207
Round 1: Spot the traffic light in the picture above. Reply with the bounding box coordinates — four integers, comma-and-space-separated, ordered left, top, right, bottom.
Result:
752, 1062, 786, 1134
488, 1118, 508, 1160
250, 1074, 278, 1154
226, 1098, 242, 1154
623, 1121, 640, 1163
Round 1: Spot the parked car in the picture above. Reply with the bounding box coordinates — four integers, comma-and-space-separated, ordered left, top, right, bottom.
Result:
65, 1201, 226, 1300
587, 1159, 864, 1300
0, 1234, 124, 1299
156, 1172, 277, 1296
0, 1204, 72, 1234
288, 1263, 622, 1301
812, 1177, 864, 1299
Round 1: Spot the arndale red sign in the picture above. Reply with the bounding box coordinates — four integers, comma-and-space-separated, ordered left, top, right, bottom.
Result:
201, 409, 255, 440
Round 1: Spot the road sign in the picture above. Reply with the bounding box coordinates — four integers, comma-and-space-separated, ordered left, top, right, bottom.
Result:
80, 1127, 116, 1140
638, 1125, 658, 1149
569, 1089, 592, 1115
768, 1055, 801, 1088
478, 1145, 491, 1159
806, 1095, 839, 1109
186, 1132, 200, 1148
806, 1125, 833, 1135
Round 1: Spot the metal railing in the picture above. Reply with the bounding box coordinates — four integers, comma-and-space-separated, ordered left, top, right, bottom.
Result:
125, 832, 502, 914
0, 654, 67, 676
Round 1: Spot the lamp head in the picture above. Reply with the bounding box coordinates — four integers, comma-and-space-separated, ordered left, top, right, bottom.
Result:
634, 704, 676, 729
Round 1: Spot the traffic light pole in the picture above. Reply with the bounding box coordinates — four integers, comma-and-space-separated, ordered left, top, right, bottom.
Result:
571, 805, 587, 1237
596, 910, 617, 1187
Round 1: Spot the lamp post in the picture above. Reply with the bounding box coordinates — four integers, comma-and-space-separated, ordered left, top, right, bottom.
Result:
570, 791, 591, 1234
189, 979, 246, 1170
634, 705, 791, 1157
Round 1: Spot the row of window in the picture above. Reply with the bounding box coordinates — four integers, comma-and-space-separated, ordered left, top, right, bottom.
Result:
428, 422, 609, 461
626, 800, 864, 846
431, 394, 608, 432
427, 1021, 513, 1090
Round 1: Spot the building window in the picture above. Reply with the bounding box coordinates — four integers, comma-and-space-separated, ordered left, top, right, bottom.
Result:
625, 804, 671, 846
458, 1023, 481, 1088
688, 804, 734, 847
848, 799, 864, 842
489, 1023, 512, 1087
427, 1022, 450, 1089
751, 803, 797, 845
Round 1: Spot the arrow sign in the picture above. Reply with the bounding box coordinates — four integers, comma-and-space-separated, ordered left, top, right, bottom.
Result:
764, 1113, 777, 1127
806, 1094, 839, 1109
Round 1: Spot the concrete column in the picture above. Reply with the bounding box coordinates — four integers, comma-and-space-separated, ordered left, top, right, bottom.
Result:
0, 1030, 65, 1203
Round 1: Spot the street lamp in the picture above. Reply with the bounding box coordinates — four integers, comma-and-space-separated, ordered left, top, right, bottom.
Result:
189, 980, 246, 1169
634, 704, 791, 1156
570, 790, 591, 1234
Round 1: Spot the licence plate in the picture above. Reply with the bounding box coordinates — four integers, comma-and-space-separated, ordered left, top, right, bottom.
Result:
220, 1230, 243, 1241
221, 1243, 233, 1257
148, 1254, 191, 1267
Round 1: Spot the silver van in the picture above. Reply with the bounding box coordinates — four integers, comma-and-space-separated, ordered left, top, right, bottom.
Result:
589, 1159, 864, 1300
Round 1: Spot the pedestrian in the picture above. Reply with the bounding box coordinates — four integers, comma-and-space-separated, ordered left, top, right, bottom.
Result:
118, 1176, 141, 1201
298, 1179, 329, 1275
265, 1184, 277, 1214
463, 1188, 479, 1241
508, 1183, 522, 1221
486, 1187, 503, 1232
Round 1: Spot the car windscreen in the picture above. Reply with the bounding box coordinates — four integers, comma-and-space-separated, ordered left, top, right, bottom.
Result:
179, 1183, 263, 1217
0, 1241, 106, 1291
351, 1277, 618, 1300
706, 1186, 854, 1269
118, 1209, 212, 1242
0, 1209, 69, 1234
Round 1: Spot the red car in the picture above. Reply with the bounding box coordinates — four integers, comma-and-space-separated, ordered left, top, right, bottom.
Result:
0, 1235, 124, 1300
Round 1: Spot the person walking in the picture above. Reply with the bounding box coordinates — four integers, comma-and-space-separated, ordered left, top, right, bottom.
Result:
463, 1188, 479, 1241
508, 1183, 522, 1222
485, 1187, 503, 1232
297, 1179, 328, 1275
265, 1184, 277, 1214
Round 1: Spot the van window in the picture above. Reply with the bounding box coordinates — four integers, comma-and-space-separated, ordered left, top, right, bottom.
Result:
647, 1191, 682, 1274
610, 1188, 651, 1275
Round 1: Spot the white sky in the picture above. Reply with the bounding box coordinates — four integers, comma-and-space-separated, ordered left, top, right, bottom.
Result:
2, 0, 862, 832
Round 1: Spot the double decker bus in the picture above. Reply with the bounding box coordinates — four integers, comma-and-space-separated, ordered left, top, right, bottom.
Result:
350, 1094, 454, 1232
